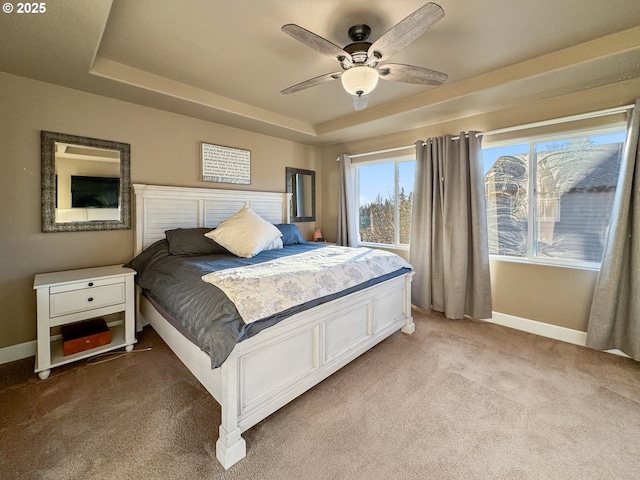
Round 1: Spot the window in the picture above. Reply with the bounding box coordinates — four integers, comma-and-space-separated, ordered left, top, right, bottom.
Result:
356, 158, 415, 248
483, 128, 626, 267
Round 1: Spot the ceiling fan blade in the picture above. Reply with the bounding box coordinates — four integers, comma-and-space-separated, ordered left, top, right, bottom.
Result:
282, 24, 353, 63
367, 3, 444, 62
352, 94, 369, 111
378, 63, 448, 85
281, 71, 342, 94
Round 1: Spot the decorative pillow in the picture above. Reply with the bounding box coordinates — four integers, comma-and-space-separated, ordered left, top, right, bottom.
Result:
205, 206, 282, 258
263, 236, 283, 251
275, 223, 307, 245
165, 228, 228, 255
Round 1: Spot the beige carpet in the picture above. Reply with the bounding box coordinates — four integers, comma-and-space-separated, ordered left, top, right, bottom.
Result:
1, 310, 639, 480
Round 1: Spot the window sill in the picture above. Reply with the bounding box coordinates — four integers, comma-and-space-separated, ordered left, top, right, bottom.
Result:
359, 242, 410, 251
489, 255, 601, 272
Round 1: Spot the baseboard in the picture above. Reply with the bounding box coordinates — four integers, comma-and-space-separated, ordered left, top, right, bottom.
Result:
488, 312, 588, 346
487, 312, 630, 358
0, 340, 36, 365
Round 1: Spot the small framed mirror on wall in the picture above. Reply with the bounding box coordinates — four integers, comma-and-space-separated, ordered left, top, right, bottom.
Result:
286, 167, 315, 222
41, 131, 131, 232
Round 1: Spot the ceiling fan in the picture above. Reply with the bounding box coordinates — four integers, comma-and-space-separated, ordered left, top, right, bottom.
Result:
280, 2, 448, 111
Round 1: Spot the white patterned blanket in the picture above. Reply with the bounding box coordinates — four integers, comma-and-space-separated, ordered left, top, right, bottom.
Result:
201, 246, 412, 324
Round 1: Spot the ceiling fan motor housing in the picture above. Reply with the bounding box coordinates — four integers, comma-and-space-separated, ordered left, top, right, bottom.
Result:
344, 24, 375, 66
344, 41, 372, 63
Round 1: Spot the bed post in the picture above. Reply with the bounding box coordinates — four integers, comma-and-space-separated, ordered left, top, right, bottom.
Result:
215, 356, 246, 469
401, 271, 415, 334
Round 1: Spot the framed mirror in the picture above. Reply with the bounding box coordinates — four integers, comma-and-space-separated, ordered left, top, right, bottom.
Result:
286, 167, 315, 222
41, 131, 131, 232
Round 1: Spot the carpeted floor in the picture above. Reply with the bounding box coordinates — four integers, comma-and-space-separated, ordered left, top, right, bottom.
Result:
1, 309, 639, 480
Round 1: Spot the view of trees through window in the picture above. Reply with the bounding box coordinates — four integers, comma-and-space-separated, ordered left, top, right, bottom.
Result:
357, 160, 415, 246
483, 130, 626, 265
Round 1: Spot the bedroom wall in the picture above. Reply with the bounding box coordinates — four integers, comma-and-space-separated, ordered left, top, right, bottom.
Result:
0, 72, 321, 350
320, 78, 640, 333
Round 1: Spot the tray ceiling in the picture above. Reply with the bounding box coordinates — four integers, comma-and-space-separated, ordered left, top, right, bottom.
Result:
1, 0, 640, 145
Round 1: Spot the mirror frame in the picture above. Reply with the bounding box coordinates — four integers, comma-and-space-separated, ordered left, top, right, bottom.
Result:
41, 131, 131, 232
286, 167, 316, 222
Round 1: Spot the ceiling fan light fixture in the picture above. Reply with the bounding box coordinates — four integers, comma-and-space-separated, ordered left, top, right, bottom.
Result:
341, 66, 379, 96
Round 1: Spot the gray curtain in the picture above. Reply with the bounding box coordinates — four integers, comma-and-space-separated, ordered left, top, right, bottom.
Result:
337, 153, 358, 247
586, 99, 640, 361
409, 133, 492, 319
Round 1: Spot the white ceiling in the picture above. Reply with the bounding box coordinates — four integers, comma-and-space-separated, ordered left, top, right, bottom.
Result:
2, 0, 640, 146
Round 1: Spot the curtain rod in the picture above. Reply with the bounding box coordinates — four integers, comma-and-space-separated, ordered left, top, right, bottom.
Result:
341, 104, 634, 161
347, 145, 415, 159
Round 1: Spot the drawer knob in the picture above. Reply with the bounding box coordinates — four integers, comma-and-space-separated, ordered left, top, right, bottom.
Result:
88, 282, 94, 287
87, 297, 94, 302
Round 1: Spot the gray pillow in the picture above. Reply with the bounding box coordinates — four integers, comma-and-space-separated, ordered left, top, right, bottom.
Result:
165, 228, 228, 255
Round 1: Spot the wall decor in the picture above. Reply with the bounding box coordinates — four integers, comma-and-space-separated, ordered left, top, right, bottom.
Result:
286, 167, 315, 222
41, 131, 131, 232
201, 142, 251, 184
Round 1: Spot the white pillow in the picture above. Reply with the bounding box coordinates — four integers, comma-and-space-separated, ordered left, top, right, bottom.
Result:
205, 205, 282, 258
263, 236, 283, 251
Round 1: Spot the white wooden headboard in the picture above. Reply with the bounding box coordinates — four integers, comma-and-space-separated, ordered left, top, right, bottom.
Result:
133, 184, 292, 255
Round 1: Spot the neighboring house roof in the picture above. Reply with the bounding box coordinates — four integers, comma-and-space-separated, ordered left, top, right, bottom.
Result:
562, 145, 623, 192
484, 141, 624, 262
485, 142, 624, 194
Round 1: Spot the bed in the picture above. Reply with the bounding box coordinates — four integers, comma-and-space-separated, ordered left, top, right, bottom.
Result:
131, 184, 415, 469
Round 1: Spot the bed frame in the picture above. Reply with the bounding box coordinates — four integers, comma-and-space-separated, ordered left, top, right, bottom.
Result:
132, 184, 415, 469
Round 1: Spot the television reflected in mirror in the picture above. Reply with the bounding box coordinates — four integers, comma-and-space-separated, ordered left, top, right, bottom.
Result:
41, 131, 131, 232
286, 167, 315, 222
70, 176, 120, 208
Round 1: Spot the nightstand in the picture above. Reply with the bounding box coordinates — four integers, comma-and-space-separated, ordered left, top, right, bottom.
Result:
33, 265, 137, 380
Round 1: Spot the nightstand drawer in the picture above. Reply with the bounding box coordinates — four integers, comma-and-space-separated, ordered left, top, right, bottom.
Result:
50, 283, 125, 317
50, 277, 123, 294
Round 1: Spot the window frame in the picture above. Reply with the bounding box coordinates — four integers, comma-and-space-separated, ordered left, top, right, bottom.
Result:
355, 154, 415, 250
483, 124, 627, 270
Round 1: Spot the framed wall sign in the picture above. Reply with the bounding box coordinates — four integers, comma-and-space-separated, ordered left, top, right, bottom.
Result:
201, 142, 251, 184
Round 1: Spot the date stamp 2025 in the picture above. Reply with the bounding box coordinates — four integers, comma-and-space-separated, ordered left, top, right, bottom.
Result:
3, 2, 47, 14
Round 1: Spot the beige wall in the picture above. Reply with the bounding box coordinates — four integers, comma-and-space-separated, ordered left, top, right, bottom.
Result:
489, 260, 598, 331
320, 79, 640, 332
0, 73, 321, 349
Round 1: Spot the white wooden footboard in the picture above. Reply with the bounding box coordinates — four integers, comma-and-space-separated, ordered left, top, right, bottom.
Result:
138, 271, 414, 469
